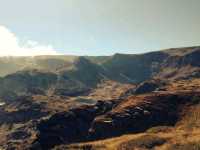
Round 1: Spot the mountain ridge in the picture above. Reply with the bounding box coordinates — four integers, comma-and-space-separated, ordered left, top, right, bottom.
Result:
1, 46, 200, 149
1, 46, 200, 101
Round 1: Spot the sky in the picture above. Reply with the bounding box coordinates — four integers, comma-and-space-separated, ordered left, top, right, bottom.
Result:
0, 0, 200, 56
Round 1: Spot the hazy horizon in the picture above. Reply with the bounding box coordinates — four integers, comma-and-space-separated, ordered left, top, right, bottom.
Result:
0, 45, 200, 58
0, 0, 200, 56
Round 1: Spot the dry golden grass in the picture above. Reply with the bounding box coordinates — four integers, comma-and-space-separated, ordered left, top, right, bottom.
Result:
165, 78, 200, 92
83, 80, 135, 101
55, 79, 200, 150
60, 128, 200, 150
3, 79, 200, 150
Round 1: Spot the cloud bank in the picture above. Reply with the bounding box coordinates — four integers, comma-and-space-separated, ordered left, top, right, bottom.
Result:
0, 25, 59, 56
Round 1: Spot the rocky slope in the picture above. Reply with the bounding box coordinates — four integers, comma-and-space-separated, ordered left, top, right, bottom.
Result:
1, 78, 200, 150
1, 46, 200, 149
0, 80, 133, 150
1, 46, 200, 101
54, 79, 200, 150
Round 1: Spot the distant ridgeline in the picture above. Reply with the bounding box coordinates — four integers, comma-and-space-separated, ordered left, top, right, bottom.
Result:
1, 46, 200, 101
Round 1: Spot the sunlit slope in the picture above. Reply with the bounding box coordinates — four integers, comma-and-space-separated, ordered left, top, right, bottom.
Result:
1, 46, 200, 101
0, 55, 78, 76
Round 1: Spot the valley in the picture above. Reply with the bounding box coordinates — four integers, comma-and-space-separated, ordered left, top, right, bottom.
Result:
0, 46, 200, 149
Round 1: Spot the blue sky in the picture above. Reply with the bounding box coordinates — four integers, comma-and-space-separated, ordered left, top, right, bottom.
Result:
0, 0, 200, 56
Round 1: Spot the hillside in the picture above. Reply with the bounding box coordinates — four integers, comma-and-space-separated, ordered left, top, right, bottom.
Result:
1, 46, 200, 101
1, 46, 200, 81
54, 79, 200, 150
1, 78, 200, 150
0, 55, 78, 77
1, 46, 200, 149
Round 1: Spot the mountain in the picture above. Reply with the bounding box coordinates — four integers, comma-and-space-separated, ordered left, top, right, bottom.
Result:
102, 52, 168, 83
60, 57, 107, 87
1, 46, 200, 149
0, 55, 78, 77
1, 46, 200, 100
0, 56, 109, 101
0, 70, 58, 100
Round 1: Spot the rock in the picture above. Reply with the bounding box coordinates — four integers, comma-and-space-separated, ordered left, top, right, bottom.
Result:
30, 141, 42, 150
88, 93, 198, 140
8, 130, 30, 140
143, 110, 151, 116
32, 101, 116, 149
120, 79, 166, 98
134, 80, 160, 94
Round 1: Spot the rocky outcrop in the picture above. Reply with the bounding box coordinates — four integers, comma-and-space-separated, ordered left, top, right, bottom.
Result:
134, 80, 166, 94
31, 100, 115, 149
29, 92, 200, 149
0, 96, 48, 125
88, 92, 200, 139
120, 79, 166, 98
8, 130, 31, 140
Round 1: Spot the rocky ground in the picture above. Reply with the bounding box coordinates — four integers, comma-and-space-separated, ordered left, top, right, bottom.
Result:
0, 80, 134, 150
0, 78, 200, 149
1, 47, 200, 149
55, 79, 200, 150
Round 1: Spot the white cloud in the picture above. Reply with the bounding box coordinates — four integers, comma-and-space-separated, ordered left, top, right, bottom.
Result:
0, 25, 59, 56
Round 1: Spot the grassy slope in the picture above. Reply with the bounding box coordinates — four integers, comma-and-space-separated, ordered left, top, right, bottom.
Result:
55, 79, 200, 150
